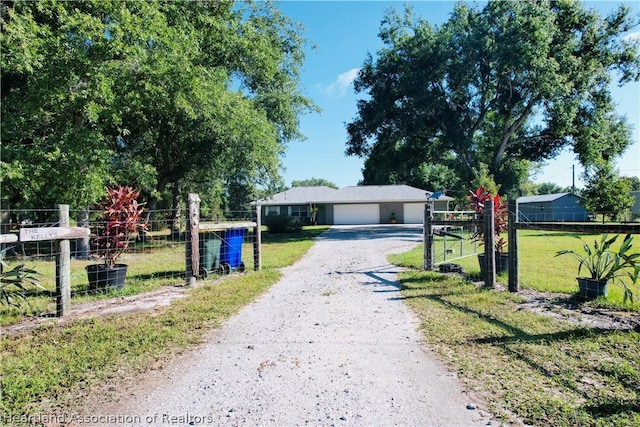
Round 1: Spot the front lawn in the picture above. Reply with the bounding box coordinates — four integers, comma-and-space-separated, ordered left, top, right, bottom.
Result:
394, 230, 640, 310
389, 230, 640, 426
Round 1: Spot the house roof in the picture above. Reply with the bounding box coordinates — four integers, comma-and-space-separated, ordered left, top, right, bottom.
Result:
257, 185, 453, 206
517, 193, 582, 204
260, 186, 339, 204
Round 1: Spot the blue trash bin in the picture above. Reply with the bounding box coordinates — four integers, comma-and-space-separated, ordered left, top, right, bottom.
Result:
220, 228, 246, 274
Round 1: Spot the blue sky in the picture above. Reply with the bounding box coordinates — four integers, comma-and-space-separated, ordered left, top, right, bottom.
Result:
274, 0, 640, 191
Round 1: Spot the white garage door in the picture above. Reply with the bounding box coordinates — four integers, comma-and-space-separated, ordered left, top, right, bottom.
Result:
334, 204, 380, 225
403, 203, 426, 224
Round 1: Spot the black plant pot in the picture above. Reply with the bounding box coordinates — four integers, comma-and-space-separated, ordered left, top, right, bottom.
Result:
577, 277, 608, 299
478, 253, 509, 276
86, 263, 128, 292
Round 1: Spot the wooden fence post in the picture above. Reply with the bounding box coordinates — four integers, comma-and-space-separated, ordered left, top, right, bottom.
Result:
423, 203, 434, 270
483, 199, 496, 288
185, 193, 200, 286
56, 204, 71, 316
254, 204, 262, 271
508, 201, 519, 292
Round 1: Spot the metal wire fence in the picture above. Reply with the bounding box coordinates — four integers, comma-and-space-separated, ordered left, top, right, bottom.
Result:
0, 206, 259, 317
424, 203, 640, 294
3, 200, 639, 317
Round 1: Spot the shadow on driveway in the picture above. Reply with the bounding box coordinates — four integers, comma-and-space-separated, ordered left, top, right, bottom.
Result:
313, 224, 424, 243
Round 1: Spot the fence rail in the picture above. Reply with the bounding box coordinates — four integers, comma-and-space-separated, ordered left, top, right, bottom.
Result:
515, 222, 640, 233
509, 211, 640, 293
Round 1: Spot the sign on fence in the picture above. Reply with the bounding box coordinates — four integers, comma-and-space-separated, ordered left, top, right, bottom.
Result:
19, 226, 89, 242
0, 234, 18, 243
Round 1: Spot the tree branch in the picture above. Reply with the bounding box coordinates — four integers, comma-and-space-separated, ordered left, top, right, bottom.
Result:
494, 95, 540, 168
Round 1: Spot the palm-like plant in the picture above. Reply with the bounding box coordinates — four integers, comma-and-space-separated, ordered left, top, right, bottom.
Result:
1, 248, 44, 311
556, 234, 640, 303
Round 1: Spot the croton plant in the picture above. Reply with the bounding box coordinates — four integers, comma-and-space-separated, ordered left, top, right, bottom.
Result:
91, 186, 147, 268
468, 186, 508, 254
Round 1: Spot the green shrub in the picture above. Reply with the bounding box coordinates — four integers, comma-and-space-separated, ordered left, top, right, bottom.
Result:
266, 215, 303, 233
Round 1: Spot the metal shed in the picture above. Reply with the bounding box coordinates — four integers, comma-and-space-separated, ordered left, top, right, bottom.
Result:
517, 193, 590, 222
631, 191, 640, 221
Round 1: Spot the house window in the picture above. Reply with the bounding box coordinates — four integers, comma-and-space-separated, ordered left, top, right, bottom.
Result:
290, 205, 309, 218
265, 206, 280, 216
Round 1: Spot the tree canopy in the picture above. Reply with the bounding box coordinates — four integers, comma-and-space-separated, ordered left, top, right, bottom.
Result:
291, 178, 339, 189
582, 163, 634, 220
1, 0, 317, 212
346, 0, 640, 196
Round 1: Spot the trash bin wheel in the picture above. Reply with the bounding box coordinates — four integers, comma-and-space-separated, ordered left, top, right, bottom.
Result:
221, 262, 231, 275
238, 261, 245, 273
199, 266, 208, 278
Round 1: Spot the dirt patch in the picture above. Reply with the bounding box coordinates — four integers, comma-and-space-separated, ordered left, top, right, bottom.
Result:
512, 286, 640, 331
3, 285, 188, 336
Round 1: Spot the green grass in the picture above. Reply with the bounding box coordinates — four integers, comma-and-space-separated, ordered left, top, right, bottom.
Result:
394, 271, 640, 426
389, 231, 640, 426
0, 226, 329, 325
396, 230, 640, 310
0, 226, 328, 422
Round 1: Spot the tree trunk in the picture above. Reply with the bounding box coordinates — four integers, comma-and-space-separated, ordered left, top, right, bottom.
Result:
170, 182, 181, 239
75, 208, 90, 260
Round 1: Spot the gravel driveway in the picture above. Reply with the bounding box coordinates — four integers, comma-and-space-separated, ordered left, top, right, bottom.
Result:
90, 225, 490, 426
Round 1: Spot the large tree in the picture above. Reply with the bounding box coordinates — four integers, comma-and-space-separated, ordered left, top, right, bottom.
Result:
1, 0, 316, 214
346, 0, 639, 196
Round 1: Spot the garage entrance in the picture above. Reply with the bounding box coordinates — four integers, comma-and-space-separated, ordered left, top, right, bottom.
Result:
334, 204, 380, 225
403, 203, 426, 224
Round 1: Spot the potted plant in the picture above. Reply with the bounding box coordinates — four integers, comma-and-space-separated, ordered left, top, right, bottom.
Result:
555, 234, 639, 301
390, 213, 397, 224
86, 186, 147, 291
310, 204, 320, 226
469, 186, 508, 274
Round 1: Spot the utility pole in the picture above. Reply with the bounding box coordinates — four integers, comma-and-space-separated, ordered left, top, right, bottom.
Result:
572, 164, 575, 194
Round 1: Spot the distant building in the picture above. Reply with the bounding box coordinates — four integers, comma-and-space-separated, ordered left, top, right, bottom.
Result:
631, 191, 640, 221
516, 193, 590, 222
254, 185, 452, 225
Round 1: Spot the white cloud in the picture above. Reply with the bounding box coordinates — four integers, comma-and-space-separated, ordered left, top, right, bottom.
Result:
622, 32, 640, 44
323, 68, 360, 97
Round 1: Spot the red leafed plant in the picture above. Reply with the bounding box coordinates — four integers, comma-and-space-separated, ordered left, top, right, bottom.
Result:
92, 186, 147, 268
469, 186, 508, 254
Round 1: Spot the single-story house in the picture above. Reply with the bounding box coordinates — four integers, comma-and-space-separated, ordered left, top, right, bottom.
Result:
516, 192, 590, 222
255, 185, 453, 225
